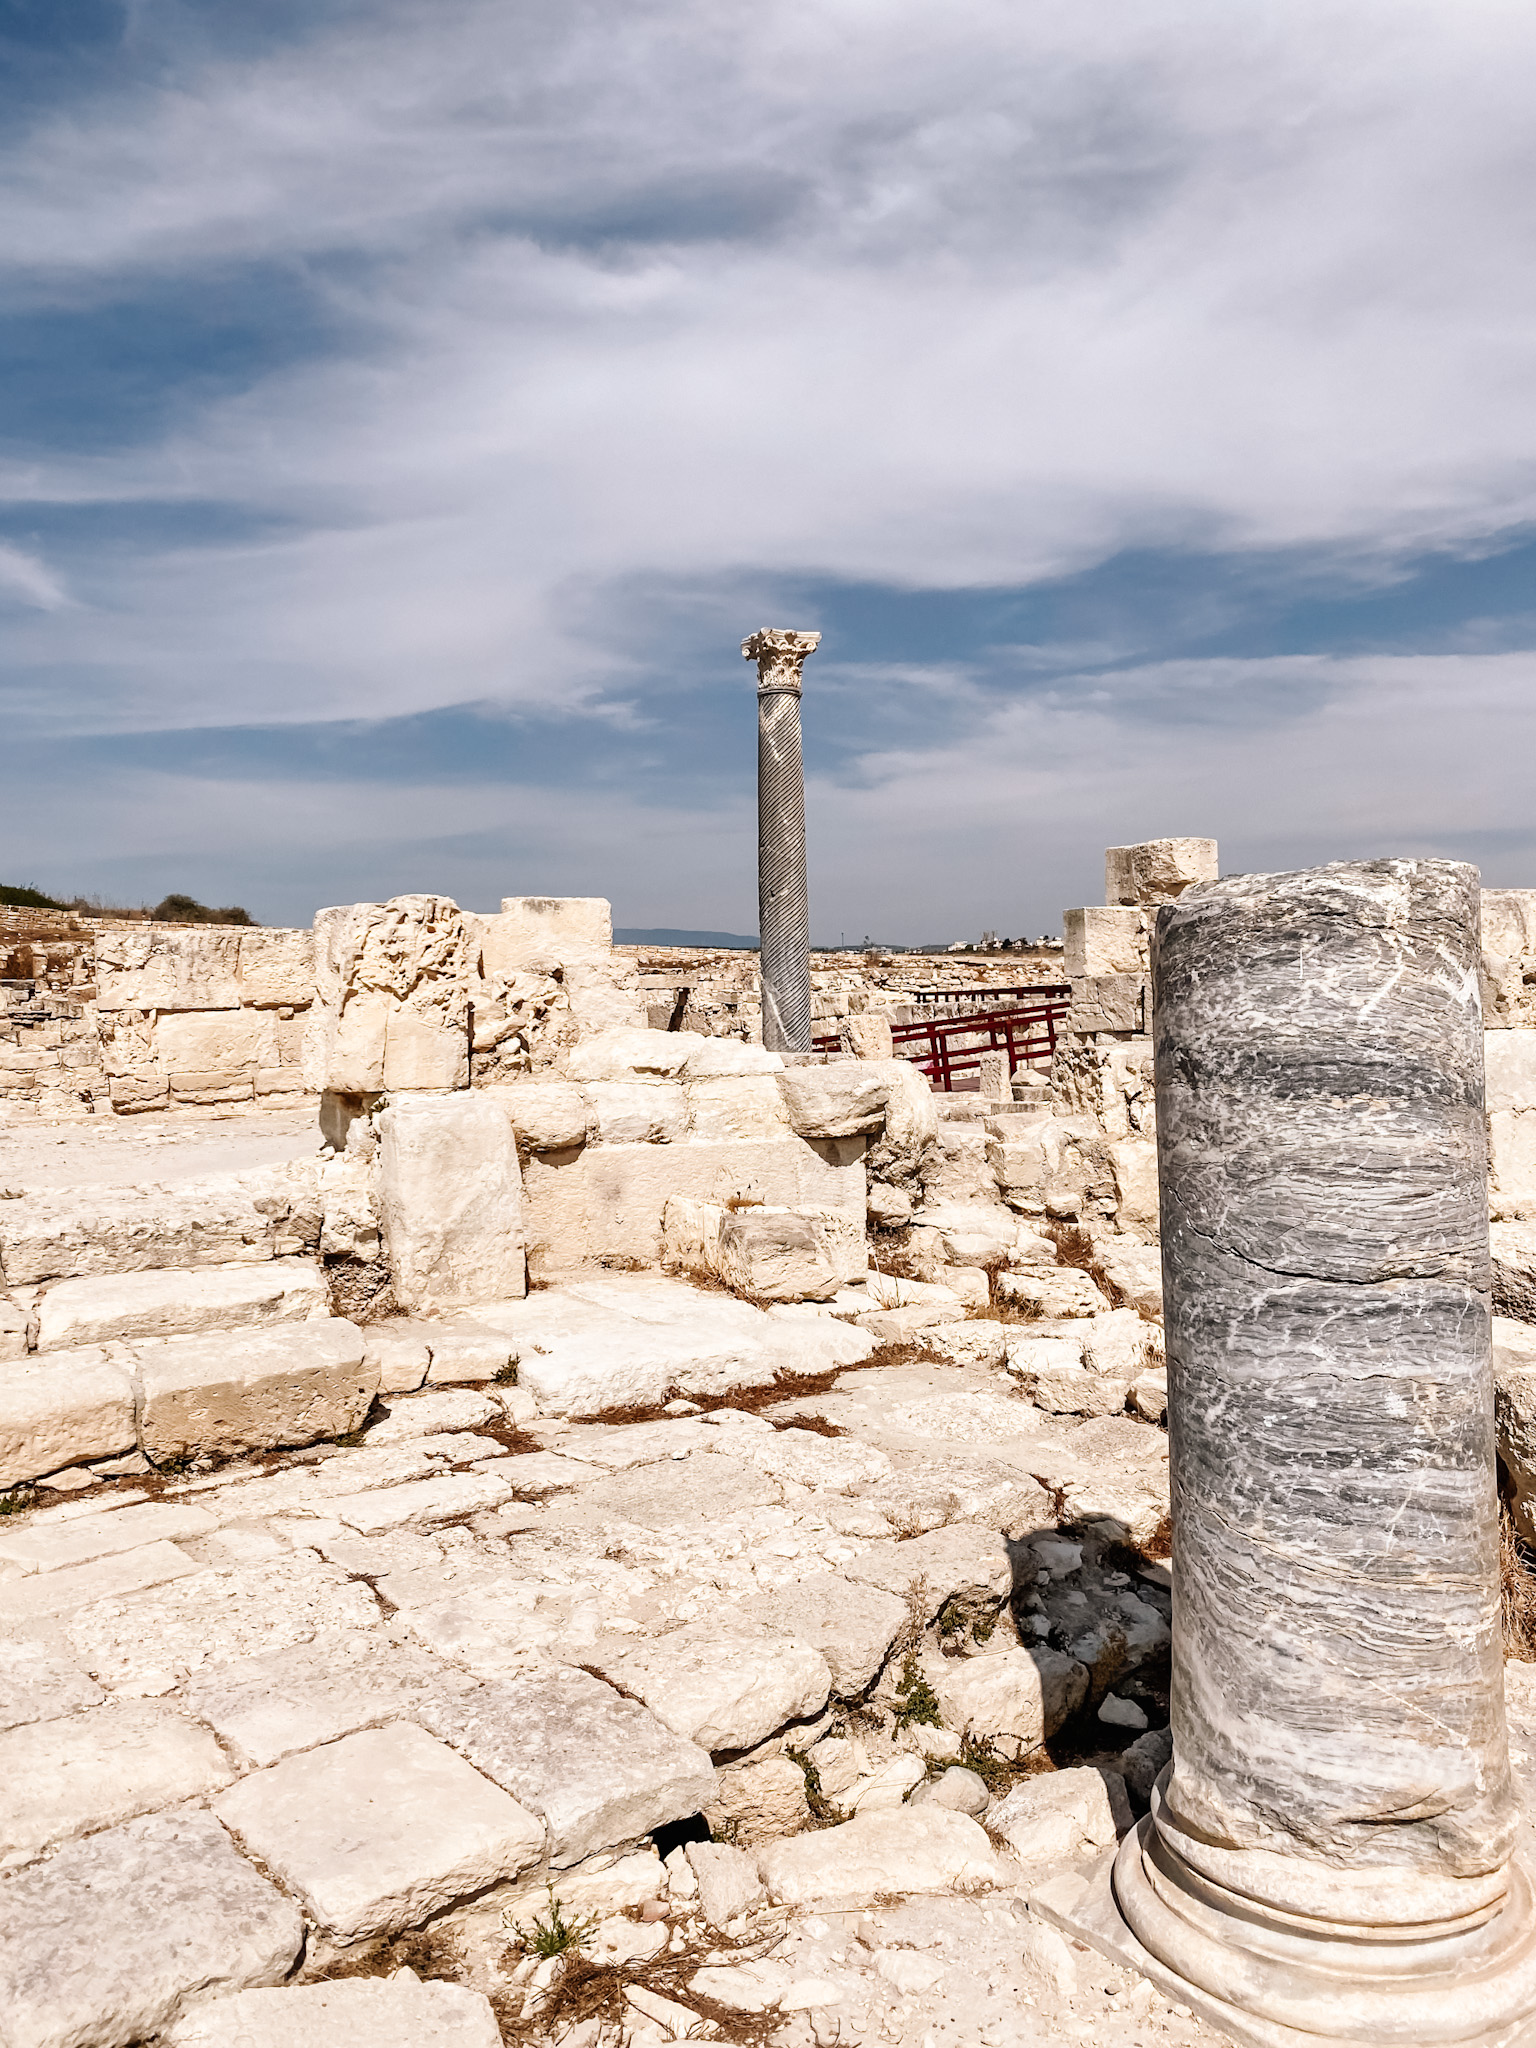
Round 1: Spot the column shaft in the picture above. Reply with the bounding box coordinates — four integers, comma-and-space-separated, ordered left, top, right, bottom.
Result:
743, 629, 818, 1053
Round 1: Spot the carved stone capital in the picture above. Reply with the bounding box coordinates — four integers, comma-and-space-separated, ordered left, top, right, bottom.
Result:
742, 628, 821, 693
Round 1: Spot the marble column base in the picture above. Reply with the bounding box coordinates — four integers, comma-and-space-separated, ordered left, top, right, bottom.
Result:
1032, 1810, 1536, 2048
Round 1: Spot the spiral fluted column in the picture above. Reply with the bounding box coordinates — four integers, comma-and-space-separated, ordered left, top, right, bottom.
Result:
743, 628, 818, 1053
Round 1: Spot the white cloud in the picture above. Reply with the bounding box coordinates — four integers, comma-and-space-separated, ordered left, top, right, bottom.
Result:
0, 541, 68, 610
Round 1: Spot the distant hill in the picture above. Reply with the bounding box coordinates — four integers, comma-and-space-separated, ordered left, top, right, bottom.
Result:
614, 928, 760, 949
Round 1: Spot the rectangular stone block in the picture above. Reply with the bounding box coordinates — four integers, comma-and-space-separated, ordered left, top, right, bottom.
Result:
0, 1541, 202, 1623
377, 1091, 527, 1310
93, 928, 242, 1012
587, 1078, 688, 1144
1, 1294, 31, 1360
253, 1066, 309, 1099
383, 1008, 467, 1091
0, 1642, 104, 1732
214, 1721, 546, 1940
107, 1072, 169, 1113
236, 927, 315, 1007
153, 1009, 277, 1073
1104, 837, 1218, 906
0, 1497, 216, 1576
0, 1696, 232, 1866
0, 1810, 302, 2048
660, 1196, 866, 1303
35, 1258, 329, 1353
1489, 1030, 1536, 1220
482, 895, 613, 977
1068, 974, 1146, 1035
187, 1630, 469, 1767
169, 1069, 254, 1105
417, 1662, 716, 1865
0, 1167, 318, 1284
164, 1978, 503, 2047
136, 1318, 374, 1463
479, 1079, 591, 1152
0, 1347, 136, 1487
1063, 906, 1150, 981
685, 1075, 792, 1140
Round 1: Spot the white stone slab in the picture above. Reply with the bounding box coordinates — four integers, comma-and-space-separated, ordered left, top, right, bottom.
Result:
423, 1320, 516, 1385
214, 1721, 545, 1940
930, 1646, 1088, 1759
186, 1629, 472, 1767
136, 1317, 374, 1463
0, 1640, 104, 1732
0, 1498, 217, 1575
377, 1092, 527, 1312
0, 1809, 303, 2048
417, 1662, 716, 1865
592, 1614, 830, 1752
741, 1572, 908, 1695
362, 1320, 432, 1394
0, 1539, 201, 1623
365, 1388, 500, 1441
0, 1696, 232, 1865
0, 1164, 319, 1285
325, 1469, 513, 1533
758, 1806, 1002, 1907
34, 1259, 329, 1353
165, 1975, 504, 2047
0, 1346, 137, 1489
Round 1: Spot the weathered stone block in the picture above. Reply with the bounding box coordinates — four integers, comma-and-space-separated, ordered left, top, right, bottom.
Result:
587, 1078, 688, 1144
1068, 973, 1146, 1034
214, 1721, 545, 1940
165, 1977, 504, 2047
931, 1646, 1088, 1758
377, 1090, 526, 1310
0, 1642, 104, 1733
0, 1497, 215, 1576
0, 1347, 136, 1488
1063, 905, 1150, 981
591, 1615, 830, 1752
989, 1765, 1127, 1863
359, 1323, 426, 1393
741, 1572, 907, 1694
776, 1062, 889, 1136
423, 1320, 516, 1385
168, 1069, 255, 1105
758, 1807, 1001, 1907
1104, 837, 1218, 906
566, 1026, 695, 1081
1, 1696, 233, 1865
418, 1663, 717, 1865
34, 1258, 328, 1353
383, 1008, 466, 1090
661, 1196, 865, 1302
1, 1293, 31, 1360
686, 1074, 792, 1139
93, 928, 242, 1012
481, 1079, 590, 1151
153, 1009, 277, 1073
0, 1810, 303, 2048
1494, 1222, 1536, 1322
486, 894, 613, 970
136, 1318, 373, 1463
1488, 1029, 1536, 1220
235, 927, 315, 1008
107, 1072, 170, 1113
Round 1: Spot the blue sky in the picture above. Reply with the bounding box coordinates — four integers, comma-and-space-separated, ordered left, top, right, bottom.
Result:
4, 1, 1536, 939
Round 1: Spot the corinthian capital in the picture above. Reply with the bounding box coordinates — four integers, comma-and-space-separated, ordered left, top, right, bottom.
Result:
742, 628, 821, 693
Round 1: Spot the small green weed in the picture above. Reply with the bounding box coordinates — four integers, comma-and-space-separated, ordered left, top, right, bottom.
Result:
893, 1652, 943, 1731
519, 1884, 600, 1960
492, 1361, 519, 1386
957, 1734, 1016, 1797
787, 1746, 843, 1827
0, 1485, 37, 1517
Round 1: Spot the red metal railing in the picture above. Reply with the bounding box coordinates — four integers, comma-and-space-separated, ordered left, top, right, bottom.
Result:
813, 985, 1072, 1090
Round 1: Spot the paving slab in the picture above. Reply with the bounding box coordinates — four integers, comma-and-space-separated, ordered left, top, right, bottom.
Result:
590, 1614, 830, 1752
0, 1809, 303, 2048
0, 1639, 104, 1731
0, 1497, 217, 1575
842, 1523, 1016, 1620
165, 1974, 504, 2046
0, 1538, 201, 1623
136, 1317, 374, 1463
214, 1721, 546, 1940
741, 1571, 908, 1695
365, 1388, 500, 1442
758, 1806, 1003, 1908
187, 1628, 475, 1766
33, 1257, 329, 1353
324, 1469, 513, 1533
418, 1662, 716, 1865
64, 1552, 381, 1691
0, 1695, 232, 1865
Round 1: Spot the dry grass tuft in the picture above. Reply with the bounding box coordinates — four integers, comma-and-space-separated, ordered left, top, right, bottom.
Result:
1502, 1501, 1536, 1661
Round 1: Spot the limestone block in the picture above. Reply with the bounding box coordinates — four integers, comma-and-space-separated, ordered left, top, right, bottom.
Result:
1068, 974, 1146, 1035
759, 1807, 1001, 1907
870, 1060, 941, 1180
687, 1842, 765, 1927
417, 1663, 716, 1865
315, 989, 390, 1093
366, 1387, 500, 1440
662, 1197, 865, 1303
687, 1074, 792, 1140
843, 1524, 1013, 1617
108, 1071, 170, 1113
919, 1124, 1005, 1208
0, 1163, 322, 1285
996, 1267, 1107, 1318
910, 1764, 990, 1816
325, 1470, 513, 1533
526, 1136, 864, 1277
153, 1008, 278, 1073
1495, 1222, 1536, 1322
985, 1115, 1105, 1214
384, 1008, 467, 1090
378, 1090, 526, 1311
0, 1347, 136, 1488
928, 1321, 1009, 1370
1063, 906, 1150, 981
989, 1766, 1127, 1863
1092, 1238, 1164, 1318
841, 1014, 895, 1059
169, 1069, 255, 1105
486, 894, 613, 969
166, 1978, 504, 2048
1481, 890, 1536, 1029
587, 1078, 688, 1144
591, 1615, 831, 1752
777, 1062, 890, 1136
681, 1037, 783, 1076
93, 927, 242, 1012
34, 1258, 328, 1353
567, 1026, 697, 1081
1, 1696, 233, 1865
1120, 1724, 1175, 1802
234, 927, 315, 1008
136, 1318, 373, 1464
742, 1572, 908, 1694
424, 1320, 516, 1384
931, 1646, 1088, 1759
186, 1631, 469, 1768
1488, 1030, 1536, 1219
1131, 1367, 1168, 1421
253, 1068, 308, 1101
482, 1079, 590, 1151
0, 1497, 215, 1576
705, 1754, 811, 1843
1, 1293, 31, 1361
0, 1810, 303, 2048
1030, 1413, 1171, 1548
0, 1643, 104, 1733
362, 1320, 431, 1393
1104, 837, 1218, 906
214, 1722, 545, 1940
1012, 1356, 1129, 1417
1495, 1318, 1536, 1540
1080, 1306, 1162, 1379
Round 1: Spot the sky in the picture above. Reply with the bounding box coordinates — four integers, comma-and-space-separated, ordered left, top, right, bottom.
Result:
3, 0, 1536, 941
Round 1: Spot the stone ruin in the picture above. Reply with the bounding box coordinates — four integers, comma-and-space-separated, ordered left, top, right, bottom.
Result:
3, 844, 1536, 2047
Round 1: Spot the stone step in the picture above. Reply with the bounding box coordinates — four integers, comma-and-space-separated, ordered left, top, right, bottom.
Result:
30, 1258, 330, 1354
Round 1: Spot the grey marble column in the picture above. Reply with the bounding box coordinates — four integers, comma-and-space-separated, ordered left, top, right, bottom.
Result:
1108, 859, 1536, 2045
742, 628, 818, 1053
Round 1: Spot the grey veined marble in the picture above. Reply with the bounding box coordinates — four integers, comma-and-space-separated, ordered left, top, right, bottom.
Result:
1106, 860, 1536, 2045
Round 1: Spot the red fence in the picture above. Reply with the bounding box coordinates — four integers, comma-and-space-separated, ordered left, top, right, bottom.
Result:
814, 985, 1072, 1091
